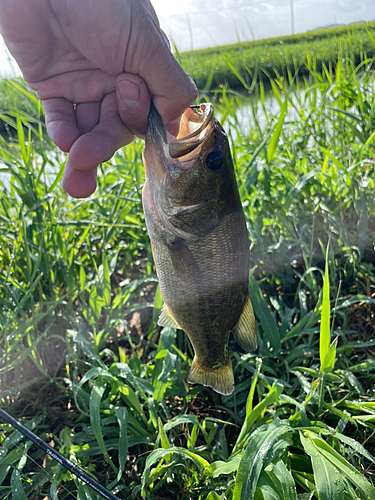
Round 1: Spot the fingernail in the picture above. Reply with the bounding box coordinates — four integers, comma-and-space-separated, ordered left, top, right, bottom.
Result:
118, 79, 140, 107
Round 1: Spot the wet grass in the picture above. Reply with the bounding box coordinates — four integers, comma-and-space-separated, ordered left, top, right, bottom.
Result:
1, 50, 375, 499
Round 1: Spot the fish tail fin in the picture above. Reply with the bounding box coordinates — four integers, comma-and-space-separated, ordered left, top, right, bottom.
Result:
188, 357, 234, 395
232, 294, 258, 352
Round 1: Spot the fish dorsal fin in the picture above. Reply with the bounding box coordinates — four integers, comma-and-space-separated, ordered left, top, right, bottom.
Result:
167, 238, 199, 281
232, 294, 258, 352
158, 303, 181, 329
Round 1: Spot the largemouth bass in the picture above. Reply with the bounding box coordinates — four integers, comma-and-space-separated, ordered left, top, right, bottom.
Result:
142, 103, 257, 395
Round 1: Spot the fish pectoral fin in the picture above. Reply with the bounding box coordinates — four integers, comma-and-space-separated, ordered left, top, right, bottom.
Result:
167, 238, 200, 281
188, 356, 234, 396
232, 294, 258, 352
158, 304, 181, 329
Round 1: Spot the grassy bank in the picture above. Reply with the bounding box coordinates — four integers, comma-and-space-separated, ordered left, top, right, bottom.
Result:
1, 53, 375, 498
179, 21, 375, 89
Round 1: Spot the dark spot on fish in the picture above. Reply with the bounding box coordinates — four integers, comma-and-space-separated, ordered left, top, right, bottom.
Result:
205, 151, 224, 171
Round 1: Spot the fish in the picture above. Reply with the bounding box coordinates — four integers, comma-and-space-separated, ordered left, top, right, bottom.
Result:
142, 103, 257, 396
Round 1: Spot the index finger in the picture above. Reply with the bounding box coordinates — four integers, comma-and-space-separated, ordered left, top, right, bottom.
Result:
136, 29, 197, 126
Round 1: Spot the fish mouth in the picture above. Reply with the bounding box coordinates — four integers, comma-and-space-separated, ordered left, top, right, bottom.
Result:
146, 102, 215, 164
143, 103, 216, 239
169, 103, 214, 158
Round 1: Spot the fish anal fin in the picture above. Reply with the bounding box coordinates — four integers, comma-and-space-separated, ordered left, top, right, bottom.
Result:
232, 294, 258, 352
158, 303, 181, 329
167, 238, 199, 281
188, 357, 234, 395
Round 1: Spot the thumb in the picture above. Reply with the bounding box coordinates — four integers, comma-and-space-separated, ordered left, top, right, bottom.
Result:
116, 73, 151, 138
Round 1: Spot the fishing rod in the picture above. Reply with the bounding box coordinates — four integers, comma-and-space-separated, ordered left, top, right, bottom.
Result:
0, 407, 121, 500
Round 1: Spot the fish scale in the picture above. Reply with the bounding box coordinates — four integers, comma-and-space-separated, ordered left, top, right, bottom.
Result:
154, 212, 248, 363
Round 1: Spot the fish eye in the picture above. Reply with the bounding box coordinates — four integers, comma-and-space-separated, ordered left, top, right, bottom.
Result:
205, 151, 223, 171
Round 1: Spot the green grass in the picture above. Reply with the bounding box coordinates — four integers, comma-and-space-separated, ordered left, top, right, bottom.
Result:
1, 48, 375, 499
178, 21, 375, 90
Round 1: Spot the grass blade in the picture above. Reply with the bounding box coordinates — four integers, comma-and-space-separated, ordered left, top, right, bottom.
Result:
219, 50, 249, 89
267, 97, 288, 164
320, 247, 331, 370
11, 469, 28, 500
141, 447, 210, 498
248, 274, 280, 353
89, 378, 118, 474
233, 420, 290, 500
114, 407, 128, 484
263, 458, 298, 500
233, 382, 283, 454
301, 430, 375, 499
300, 431, 345, 500
321, 337, 338, 374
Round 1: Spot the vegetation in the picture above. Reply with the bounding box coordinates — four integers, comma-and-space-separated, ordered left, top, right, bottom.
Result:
179, 21, 375, 89
1, 43, 375, 499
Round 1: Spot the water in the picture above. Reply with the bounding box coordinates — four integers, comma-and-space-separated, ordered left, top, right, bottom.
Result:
210, 83, 293, 137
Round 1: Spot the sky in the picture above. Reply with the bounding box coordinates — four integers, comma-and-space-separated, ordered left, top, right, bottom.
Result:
154, 0, 375, 51
0, 0, 375, 77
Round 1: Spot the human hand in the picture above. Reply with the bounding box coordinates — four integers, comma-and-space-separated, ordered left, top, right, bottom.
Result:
0, 0, 197, 197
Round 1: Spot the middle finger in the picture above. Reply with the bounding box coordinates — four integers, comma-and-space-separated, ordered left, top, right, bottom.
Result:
75, 101, 101, 135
